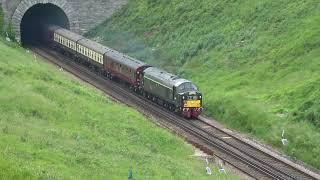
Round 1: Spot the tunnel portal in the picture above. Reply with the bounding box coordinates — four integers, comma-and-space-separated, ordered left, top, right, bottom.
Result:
20, 3, 70, 46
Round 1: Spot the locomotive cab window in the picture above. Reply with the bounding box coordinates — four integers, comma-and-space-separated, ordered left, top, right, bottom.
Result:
177, 82, 197, 93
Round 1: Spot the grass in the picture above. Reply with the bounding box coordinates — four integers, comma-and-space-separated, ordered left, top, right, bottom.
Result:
0, 3, 4, 35
86, 0, 320, 168
0, 40, 237, 179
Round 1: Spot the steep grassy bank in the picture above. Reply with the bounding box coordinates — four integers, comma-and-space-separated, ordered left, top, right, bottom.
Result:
0, 41, 236, 179
87, 0, 320, 168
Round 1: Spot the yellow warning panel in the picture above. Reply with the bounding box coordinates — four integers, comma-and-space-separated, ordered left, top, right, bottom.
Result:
184, 100, 201, 108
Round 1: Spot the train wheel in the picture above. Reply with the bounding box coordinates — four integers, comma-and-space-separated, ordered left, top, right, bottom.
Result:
163, 103, 168, 108
152, 97, 157, 102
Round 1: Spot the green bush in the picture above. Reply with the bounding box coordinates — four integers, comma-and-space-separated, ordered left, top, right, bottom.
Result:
0, 3, 4, 35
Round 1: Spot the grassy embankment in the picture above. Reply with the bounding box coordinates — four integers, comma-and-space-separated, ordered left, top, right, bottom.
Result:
87, 0, 320, 168
0, 41, 236, 178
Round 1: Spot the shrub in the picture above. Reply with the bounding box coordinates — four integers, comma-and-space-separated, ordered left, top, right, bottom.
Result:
0, 3, 4, 36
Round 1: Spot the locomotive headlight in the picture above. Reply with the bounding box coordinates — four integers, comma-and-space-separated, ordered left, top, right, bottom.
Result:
182, 96, 185, 99
199, 96, 202, 99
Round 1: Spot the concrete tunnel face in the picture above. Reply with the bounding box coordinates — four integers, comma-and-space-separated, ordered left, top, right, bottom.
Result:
20, 3, 70, 46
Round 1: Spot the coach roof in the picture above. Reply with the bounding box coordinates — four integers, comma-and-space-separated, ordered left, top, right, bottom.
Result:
55, 28, 83, 42
77, 38, 111, 55
106, 50, 148, 69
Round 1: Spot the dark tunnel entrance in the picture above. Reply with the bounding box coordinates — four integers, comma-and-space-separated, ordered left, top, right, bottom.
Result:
21, 3, 70, 46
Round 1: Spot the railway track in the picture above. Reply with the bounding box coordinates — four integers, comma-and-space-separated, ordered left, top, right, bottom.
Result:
31, 46, 319, 179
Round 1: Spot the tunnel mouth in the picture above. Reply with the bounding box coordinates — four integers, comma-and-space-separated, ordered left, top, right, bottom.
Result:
21, 3, 70, 47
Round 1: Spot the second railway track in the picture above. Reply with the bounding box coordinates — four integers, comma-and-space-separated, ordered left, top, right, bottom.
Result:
31, 46, 319, 180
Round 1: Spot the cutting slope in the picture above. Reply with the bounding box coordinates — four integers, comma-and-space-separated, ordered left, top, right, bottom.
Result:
87, 0, 320, 168
0, 41, 235, 179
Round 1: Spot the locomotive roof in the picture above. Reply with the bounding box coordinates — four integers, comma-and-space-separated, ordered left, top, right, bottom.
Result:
106, 50, 148, 69
55, 28, 83, 42
78, 38, 111, 55
143, 67, 191, 88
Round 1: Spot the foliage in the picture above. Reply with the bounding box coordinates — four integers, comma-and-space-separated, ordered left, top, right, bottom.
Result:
0, 3, 4, 35
87, 0, 320, 168
5, 21, 16, 41
0, 41, 237, 179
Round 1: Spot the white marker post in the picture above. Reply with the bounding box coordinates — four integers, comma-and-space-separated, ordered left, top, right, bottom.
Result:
206, 166, 212, 175
218, 160, 226, 174
5, 32, 11, 42
281, 129, 288, 146
205, 157, 212, 175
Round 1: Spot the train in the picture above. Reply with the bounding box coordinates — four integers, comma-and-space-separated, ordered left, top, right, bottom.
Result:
43, 25, 202, 118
